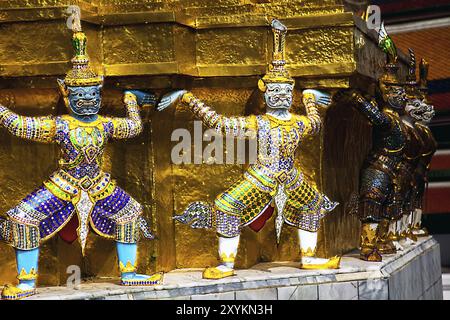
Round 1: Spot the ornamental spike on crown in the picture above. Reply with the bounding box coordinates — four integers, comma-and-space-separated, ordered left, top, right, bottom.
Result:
258, 19, 294, 92
405, 48, 419, 98
407, 48, 417, 83
63, 9, 103, 87
378, 21, 398, 65
419, 58, 429, 92
377, 21, 402, 86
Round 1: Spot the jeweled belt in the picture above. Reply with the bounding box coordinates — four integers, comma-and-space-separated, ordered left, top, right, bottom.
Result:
49, 170, 110, 193
251, 163, 295, 184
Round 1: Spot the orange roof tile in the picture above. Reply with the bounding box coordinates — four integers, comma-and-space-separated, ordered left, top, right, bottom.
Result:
391, 26, 450, 81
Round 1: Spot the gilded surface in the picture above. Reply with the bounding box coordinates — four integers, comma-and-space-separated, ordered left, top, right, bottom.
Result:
0, 0, 407, 285
103, 24, 175, 65
197, 28, 266, 66
0, 0, 355, 82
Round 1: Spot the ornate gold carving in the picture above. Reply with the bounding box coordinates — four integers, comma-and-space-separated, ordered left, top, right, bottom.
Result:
376, 220, 396, 255
119, 260, 137, 273
300, 247, 316, 257
387, 231, 400, 242
17, 267, 38, 281
360, 247, 382, 262
360, 223, 377, 247
220, 253, 236, 264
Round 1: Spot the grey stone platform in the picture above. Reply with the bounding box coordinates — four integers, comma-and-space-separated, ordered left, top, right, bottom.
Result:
26, 236, 442, 300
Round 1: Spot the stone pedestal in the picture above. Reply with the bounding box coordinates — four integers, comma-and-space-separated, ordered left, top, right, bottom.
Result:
23, 236, 442, 300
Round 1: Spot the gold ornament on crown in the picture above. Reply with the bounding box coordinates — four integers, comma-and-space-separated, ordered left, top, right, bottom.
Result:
258, 19, 294, 92
60, 9, 103, 90
419, 58, 429, 96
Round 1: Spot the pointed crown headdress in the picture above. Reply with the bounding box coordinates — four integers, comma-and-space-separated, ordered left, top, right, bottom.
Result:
258, 19, 294, 92
405, 48, 420, 98
419, 58, 429, 93
61, 11, 103, 89
378, 21, 403, 86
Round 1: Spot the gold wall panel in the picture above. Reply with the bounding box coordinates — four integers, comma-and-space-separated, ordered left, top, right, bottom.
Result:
196, 27, 267, 66
103, 24, 175, 65
0, 1, 75, 9
287, 26, 354, 67
0, 21, 101, 77
0, 21, 71, 65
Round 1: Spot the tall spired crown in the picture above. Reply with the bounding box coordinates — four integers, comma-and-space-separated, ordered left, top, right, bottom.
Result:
419, 58, 429, 92
405, 48, 419, 98
258, 19, 294, 92
378, 21, 402, 86
63, 11, 103, 87
406, 48, 417, 84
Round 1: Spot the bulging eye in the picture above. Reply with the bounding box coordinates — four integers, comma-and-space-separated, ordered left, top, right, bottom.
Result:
78, 93, 83, 97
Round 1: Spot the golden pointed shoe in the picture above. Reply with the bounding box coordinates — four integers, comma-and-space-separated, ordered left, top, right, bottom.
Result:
360, 247, 382, 262
377, 239, 397, 254
202, 266, 235, 280
406, 231, 418, 242
1, 284, 36, 300
413, 227, 429, 237
299, 256, 341, 270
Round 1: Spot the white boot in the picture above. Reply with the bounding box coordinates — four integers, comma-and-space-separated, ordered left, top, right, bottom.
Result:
390, 220, 404, 251
203, 235, 240, 279
412, 209, 428, 236
406, 212, 417, 242
298, 229, 340, 269
399, 214, 414, 247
